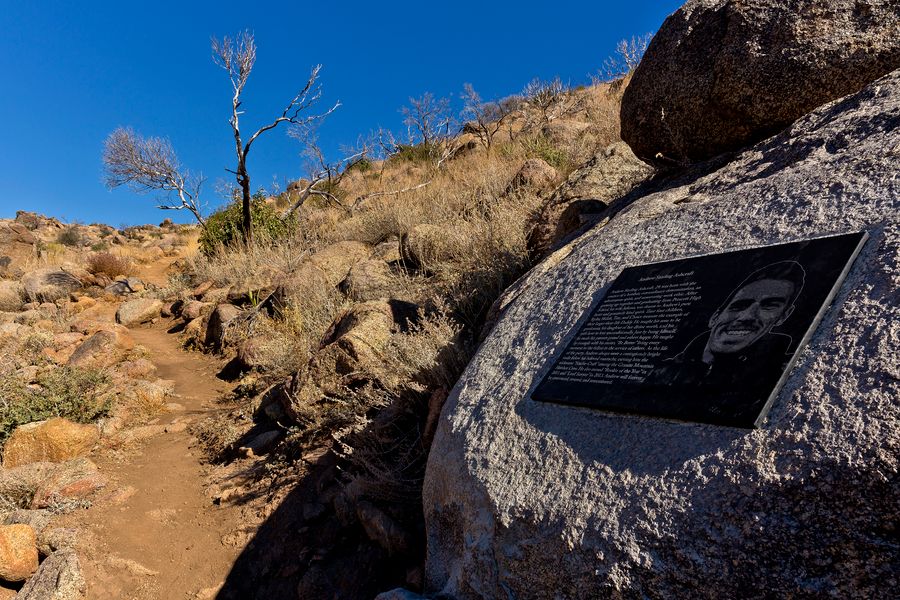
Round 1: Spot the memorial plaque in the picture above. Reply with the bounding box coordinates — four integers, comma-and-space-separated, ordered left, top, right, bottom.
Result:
533, 231, 868, 428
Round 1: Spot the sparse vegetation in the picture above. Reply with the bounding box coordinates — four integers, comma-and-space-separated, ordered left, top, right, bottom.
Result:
57, 225, 84, 247
199, 196, 297, 255
0, 366, 110, 447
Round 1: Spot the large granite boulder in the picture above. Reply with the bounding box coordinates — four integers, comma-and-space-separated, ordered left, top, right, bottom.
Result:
621, 0, 900, 166
21, 268, 82, 303
424, 71, 900, 598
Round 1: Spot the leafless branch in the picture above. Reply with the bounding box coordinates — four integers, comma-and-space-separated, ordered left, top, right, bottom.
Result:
353, 180, 433, 208
102, 127, 206, 225
211, 29, 340, 242
594, 33, 652, 84
460, 83, 519, 151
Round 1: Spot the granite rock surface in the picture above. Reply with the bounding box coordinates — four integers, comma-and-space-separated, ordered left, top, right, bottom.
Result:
424, 70, 900, 599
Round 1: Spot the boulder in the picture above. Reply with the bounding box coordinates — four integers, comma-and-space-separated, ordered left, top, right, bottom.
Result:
67, 328, 134, 367
182, 316, 206, 347
236, 336, 268, 371
309, 240, 373, 288
115, 298, 163, 326
424, 71, 900, 598
2, 418, 100, 468
339, 259, 395, 302
181, 300, 213, 321
0, 524, 38, 582
371, 239, 402, 264
527, 142, 653, 257
16, 549, 85, 600
31, 457, 106, 509
0, 281, 24, 312
204, 303, 242, 349
21, 268, 82, 303
621, 0, 900, 166
504, 158, 558, 195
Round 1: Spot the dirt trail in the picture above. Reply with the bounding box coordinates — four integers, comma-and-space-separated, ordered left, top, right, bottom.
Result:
55, 247, 250, 599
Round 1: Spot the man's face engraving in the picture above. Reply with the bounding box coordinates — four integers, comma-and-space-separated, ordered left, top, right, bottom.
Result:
707, 279, 795, 355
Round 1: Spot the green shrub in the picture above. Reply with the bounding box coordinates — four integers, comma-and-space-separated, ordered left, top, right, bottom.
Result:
520, 134, 569, 169
391, 143, 440, 163
0, 366, 111, 447
346, 157, 373, 173
199, 197, 296, 255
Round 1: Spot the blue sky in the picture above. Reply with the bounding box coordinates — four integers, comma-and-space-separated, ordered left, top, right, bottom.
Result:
0, 0, 682, 226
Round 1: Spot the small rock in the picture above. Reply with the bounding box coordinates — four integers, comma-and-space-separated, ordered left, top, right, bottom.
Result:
36, 528, 78, 557
181, 300, 212, 321
309, 241, 373, 287
0, 524, 38, 582
30, 458, 106, 509
107, 556, 158, 576
0, 281, 24, 312
164, 422, 188, 434
356, 500, 410, 555
2, 510, 52, 535
339, 260, 395, 302
21, 268, 82, 303
238, 430, 282, 458
190, 280, 214, 298
505, 158, 558, 194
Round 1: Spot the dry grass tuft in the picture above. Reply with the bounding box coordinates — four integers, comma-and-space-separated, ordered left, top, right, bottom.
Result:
86, 252, 133, 278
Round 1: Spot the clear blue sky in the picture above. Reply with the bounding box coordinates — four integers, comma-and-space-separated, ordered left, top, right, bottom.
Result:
0, 0, 682, 226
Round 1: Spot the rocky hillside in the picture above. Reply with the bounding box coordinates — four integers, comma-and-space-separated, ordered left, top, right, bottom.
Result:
1, 1, 897, 598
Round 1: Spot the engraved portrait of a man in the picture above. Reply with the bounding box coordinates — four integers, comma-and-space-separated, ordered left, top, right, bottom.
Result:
646, 261, 806, 392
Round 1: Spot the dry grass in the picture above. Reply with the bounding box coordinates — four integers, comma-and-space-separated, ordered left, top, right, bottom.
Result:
86, 252, 133, 278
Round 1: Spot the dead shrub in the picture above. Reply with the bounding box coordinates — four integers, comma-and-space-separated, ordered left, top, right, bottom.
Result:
86, 252, 132, 278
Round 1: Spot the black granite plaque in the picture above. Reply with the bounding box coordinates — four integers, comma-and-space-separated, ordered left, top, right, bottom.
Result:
532, 231, 868, 428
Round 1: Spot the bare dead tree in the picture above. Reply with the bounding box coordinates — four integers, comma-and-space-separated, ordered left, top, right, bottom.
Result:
460, 83, 518, 152
401, 92, 454, 154
595, 33, 652, 83
102, 127, 206, 225
212, 30, 339, 243
522, 76, 569, 125
283, 129, 369, 216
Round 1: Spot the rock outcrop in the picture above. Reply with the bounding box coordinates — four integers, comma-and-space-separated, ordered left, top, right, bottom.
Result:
424, 70, 900, 598
0, 222, 36, 276
527, 142, 653, 256
621, 0, 900, 166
